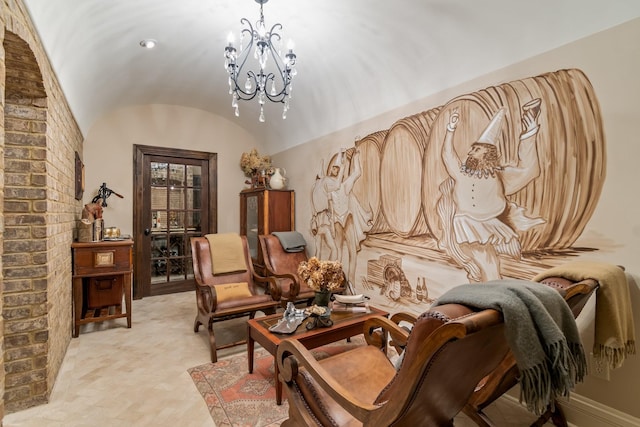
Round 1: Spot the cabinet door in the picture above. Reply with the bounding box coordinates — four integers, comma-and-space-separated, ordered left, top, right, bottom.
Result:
241, 191, 263, 260
240, 189, 294, 267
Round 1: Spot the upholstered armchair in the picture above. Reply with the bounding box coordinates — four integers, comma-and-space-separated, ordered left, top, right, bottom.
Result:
259, 234, 315, 306
190, 234, 281, 362
277, 303, 511, 427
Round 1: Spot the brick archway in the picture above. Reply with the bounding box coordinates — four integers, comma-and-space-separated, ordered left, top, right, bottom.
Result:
2, 30, 49, 412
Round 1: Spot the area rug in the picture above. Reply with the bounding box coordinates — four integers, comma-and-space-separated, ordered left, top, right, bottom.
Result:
188, 335, 366, 427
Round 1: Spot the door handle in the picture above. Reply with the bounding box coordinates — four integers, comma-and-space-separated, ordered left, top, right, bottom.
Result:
144, 228, 151, 236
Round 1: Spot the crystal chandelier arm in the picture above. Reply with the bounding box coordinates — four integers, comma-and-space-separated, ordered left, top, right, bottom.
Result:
262, 25, 288, 103
227, 20, 260, 100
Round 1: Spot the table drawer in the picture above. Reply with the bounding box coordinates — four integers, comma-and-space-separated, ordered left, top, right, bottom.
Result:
73, 244, 132, 276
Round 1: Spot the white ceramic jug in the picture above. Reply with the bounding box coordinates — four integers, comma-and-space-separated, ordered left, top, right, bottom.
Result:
269, 167, 287, 190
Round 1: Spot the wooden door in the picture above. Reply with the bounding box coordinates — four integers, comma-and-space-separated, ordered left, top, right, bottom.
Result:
133, 145, 217, 298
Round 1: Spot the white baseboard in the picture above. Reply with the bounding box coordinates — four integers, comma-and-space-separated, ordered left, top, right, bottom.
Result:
560, 394, 640, 427
502, 393, 640, 427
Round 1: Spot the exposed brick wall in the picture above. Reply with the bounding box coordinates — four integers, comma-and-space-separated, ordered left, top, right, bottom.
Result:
3, 94, 49, 410
0, 7, 5, 423
1, 0, 84, 418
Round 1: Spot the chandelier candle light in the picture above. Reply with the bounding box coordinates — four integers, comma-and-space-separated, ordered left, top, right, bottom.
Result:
224, 0, 298, 122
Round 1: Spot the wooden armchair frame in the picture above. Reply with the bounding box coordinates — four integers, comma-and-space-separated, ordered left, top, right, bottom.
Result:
462, 277, 598, 427
380, 277, 598, 427
259, 234, 315, 306
277, 303, 510, 427
190, 235, 281, 362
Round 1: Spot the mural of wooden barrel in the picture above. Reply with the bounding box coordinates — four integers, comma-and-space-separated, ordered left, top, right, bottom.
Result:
379, 111, 437, 238
422, 68, 605, 252
350, 131, 386, 232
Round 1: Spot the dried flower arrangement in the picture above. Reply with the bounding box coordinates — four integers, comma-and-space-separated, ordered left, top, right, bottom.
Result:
297, 257, 344, 292
240, 148, 272, 177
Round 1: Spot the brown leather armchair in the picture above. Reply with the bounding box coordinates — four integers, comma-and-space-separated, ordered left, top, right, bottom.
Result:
277, 303, 511, 427
190, 235, 281, 362
382, 277, 598, 427
259, 234, 315, 306
462, 276, 598, 427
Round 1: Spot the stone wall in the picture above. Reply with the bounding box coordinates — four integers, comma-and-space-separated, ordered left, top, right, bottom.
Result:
1, 0, 84, 417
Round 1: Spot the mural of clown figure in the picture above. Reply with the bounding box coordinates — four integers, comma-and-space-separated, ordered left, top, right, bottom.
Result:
438, 101, 546, 282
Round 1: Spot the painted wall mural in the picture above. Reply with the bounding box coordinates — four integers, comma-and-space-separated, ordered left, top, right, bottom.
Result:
307, 68, 606, 314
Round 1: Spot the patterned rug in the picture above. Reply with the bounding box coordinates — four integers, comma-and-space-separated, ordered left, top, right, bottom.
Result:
188, 336, 367, 427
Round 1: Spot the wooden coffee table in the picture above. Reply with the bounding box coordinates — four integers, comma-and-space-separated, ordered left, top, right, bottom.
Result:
247, 305, 389, 405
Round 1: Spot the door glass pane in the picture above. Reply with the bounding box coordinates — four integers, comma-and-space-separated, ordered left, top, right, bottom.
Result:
187, 189, 201, 210
169, 234, 186, 282
169, 212, 184, 230
151, 162, 167, 186
169, 164, 185, 187
187, 165, 202, 187
151, 234, 168, 283
187, 211, 201, 231
169, 187, 185, 209
151, 187, 167, 210
246, 195, 259, 259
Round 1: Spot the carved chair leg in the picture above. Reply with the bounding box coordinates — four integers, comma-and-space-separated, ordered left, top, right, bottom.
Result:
194, 317, 202, 333
462, 404, 495, 427
550, 403, 568, 427
208, 320, 218, 363
530, 401, 567, 427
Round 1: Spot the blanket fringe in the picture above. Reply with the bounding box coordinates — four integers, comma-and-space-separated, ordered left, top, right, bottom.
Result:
519, 340, 586, 415
594, 341, 636, 370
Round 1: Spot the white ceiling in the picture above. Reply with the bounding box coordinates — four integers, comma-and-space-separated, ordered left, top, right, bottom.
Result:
23, 0, 640, 153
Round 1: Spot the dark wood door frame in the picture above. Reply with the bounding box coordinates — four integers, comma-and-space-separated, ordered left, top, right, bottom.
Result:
133, 145, 217, 299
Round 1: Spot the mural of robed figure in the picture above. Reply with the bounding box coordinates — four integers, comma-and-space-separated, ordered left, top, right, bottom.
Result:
311, 148, 372, 287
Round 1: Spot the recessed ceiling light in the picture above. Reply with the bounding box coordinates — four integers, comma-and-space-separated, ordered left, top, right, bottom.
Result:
139, 39, 157, 49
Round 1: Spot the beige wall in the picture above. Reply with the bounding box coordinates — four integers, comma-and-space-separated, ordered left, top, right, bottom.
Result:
272, 18, 640, 421
82, 104, 263, 235
3, 0, 636, 422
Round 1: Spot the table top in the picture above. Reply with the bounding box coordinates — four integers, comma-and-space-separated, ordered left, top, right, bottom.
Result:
248, 305, 389, 347
72, 239, 133, 248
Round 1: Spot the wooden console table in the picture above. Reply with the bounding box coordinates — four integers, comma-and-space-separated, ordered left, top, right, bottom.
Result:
71, 239, 133, 337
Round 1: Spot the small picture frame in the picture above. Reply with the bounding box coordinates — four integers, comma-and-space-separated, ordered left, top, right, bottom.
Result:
75, 151, 84, 201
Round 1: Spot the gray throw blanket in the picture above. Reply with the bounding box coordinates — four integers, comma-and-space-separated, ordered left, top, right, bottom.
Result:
433, 279, 587, 415
272, 231, 306, 253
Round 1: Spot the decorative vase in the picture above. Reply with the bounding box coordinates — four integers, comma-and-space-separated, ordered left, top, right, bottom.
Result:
250, 171, 266, 189
313, 289, 331, 307
269, 167, 287, 190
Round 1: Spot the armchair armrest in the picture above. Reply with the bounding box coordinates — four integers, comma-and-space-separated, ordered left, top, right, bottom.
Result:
265, 269, 301, 297
253, 272, 282, 301
388, 312, 419, 353
363, 315, 411, 353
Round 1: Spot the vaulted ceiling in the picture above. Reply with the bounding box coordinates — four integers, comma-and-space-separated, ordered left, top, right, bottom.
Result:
24, 0, 640, 153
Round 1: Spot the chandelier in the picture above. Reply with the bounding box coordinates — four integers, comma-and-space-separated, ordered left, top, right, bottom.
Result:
224, 0, 298, 122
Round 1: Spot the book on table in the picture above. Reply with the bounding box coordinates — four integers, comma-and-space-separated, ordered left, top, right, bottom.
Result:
331, 301, 369, 313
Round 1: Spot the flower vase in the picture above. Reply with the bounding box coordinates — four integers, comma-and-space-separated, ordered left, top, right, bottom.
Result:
313, 290, 331, 307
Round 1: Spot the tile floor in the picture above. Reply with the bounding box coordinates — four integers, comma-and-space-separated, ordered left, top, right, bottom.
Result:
4, 291, 544, 426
